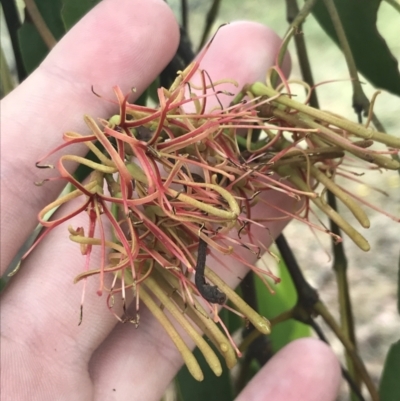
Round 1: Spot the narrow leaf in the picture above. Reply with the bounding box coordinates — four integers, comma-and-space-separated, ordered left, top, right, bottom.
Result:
379, 340, 400, 401
18, 24, 49, 74
312, 0, 400, 96
176, 344, 233, 401
397, 253, 400, 315
61, 0, 101, 31
18, 0, 65, 74
254, 255, 310, 353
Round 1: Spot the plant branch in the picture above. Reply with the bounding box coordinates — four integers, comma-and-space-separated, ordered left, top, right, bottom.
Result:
286, 0, 319, 30
23, 0, 57, 49
181, 0, 188, 31
322, 0, 368, 118
250, 82, 400, 150
309, 319, 366, 401
315, 301, 380, 401
275, 235, 377, 400
273, 0, 319, 86
275, 235, 320, 311
197, 0, 222, 51
1, 46, 15, 96
328, 190, 361, 393
280, 12, 360, 393
383, 0, 400, 14
0, 0, 26, 81
285, 0, 319, 108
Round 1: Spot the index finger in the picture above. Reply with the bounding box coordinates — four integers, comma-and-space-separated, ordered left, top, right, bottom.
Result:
0, 0, 179, 272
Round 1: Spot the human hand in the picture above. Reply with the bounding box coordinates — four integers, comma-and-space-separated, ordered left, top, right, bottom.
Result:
0, 0, 341, 400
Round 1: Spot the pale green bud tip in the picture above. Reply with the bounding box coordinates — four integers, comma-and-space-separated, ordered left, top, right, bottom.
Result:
109, 115, 121, 126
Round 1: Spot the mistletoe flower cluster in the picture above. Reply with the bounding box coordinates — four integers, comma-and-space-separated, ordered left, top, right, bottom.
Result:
26, 57, 400, 380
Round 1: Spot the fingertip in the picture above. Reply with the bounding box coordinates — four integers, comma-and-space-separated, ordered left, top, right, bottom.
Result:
188, 21, 290, 111
236, 338, 341, 401
207, 21, 290, 80
290, 338, 342, 397
222, 21, 291, 79
42, 0, 180, 97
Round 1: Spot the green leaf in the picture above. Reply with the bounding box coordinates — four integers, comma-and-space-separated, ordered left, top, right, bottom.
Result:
176, 344, 233, 401
220, 305, 243, 335
254, 255, 310, 353
397, 253, 400, 315
312, 0, 400, 96
31, 0, 66, 39
17, 24, 49, 74
0, 277, 8, 293
1, 46, 15, 97
379, 340, 400, 401
18, 0, 65, 74
61, 0, 101, 31
1, 0, 27, 81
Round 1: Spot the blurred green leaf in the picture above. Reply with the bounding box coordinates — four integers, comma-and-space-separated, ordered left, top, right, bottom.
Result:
0, 277, 8, 293
397, 253, 400, 315
312, 0, 400, 96
176, 344, 233, 401
147, 77, 161, 103
135, 88, 149, 107
18, 0, 65, 74
18, 24, 49, 74
1, 0, 27, 81
61, 0, 100, 31
31, 0, 66, 39
383, 0, 400, 14
379, 340, 400, 401
254, 255, 310, 353
1, 46, 15, 97
220, 302, 243, 334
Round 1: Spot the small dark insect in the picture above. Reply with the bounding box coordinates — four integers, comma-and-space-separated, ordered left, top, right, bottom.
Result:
195, 237, 227, 305
135, 126, 154, 142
